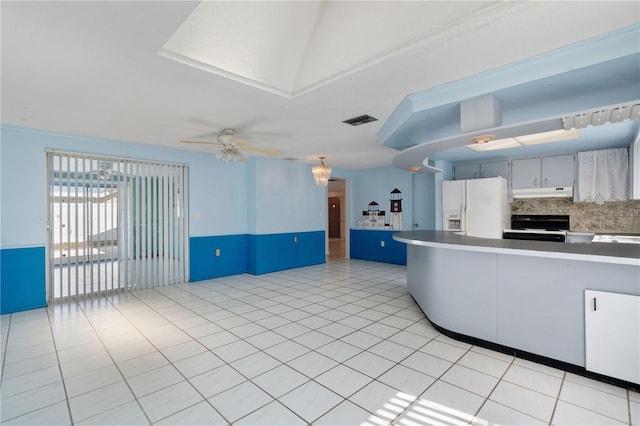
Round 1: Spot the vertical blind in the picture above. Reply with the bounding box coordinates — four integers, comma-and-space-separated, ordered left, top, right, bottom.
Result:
46, 151, 189, 302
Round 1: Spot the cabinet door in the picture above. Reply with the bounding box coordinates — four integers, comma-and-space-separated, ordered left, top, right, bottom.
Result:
480, 161, 509, 179
542, 154, 575, 187
511, 158, 541, 188
585, 290, 640, 383
454, 163, 480, 180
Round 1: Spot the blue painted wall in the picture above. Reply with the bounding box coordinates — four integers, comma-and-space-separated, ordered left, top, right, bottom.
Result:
0, 126, 436, 314
350, 230, 407, 265
0, 126, 334, 312
190, 235, 248, 281
247, 231, 325, 275
350, 166, 413, 231
1, 126, 250, 313
347, 166, 442, 265
248, 158, 326, 234
190, 231, 326, 280
0, 126, 248, 248
1, 247, 47, 314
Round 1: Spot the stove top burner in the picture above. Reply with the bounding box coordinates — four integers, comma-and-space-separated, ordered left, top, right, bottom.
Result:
505, 228, 567, 235
502, 228, 567, 242
510, 214, 570, 232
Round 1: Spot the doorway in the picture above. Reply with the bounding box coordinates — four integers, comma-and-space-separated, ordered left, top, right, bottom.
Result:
327, 178, 347, 260
328, 197, 341, 238
46, 151, 189, 302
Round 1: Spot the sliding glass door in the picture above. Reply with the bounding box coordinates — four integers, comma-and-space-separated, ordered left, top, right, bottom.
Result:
46, 152, 188, 302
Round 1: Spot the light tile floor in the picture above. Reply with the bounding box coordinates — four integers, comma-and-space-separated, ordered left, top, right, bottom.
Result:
1, 260, 638, 425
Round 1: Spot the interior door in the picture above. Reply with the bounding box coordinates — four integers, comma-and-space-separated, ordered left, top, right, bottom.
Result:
328, 197, 341, 238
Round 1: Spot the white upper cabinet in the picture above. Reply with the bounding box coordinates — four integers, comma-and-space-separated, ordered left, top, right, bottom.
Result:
512, 155, 575, 189
542, 154, 575, 187
454, 163, 480, 180
480, 160, 510, 179
454, 160, 510, 180
511, 158, 541, 188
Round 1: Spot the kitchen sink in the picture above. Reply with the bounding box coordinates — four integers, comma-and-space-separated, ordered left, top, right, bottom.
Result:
565, 232, 594, 244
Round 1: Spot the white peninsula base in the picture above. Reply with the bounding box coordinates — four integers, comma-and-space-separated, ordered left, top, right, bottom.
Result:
394, 231, 640, 388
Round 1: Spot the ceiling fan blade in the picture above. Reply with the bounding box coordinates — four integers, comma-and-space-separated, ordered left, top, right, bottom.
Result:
242, 146, 280, 157
180, 140, 223, 145
193, 131, 220, 139
228, 138, 250, 146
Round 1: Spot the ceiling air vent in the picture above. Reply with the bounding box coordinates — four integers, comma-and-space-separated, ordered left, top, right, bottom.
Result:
342, 114, 378, 126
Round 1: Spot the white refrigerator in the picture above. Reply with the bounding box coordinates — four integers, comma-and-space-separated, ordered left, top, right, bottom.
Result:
442, 177, 510, 239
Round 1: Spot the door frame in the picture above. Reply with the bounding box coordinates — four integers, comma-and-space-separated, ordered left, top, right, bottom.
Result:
327, 178, 349, 259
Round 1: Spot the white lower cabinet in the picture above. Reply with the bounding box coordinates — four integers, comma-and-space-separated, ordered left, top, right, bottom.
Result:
584, 290, 640, 383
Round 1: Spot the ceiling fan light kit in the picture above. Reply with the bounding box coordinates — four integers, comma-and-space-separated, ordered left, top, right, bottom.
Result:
216, 146, 245, 162
312, 156, 332, 186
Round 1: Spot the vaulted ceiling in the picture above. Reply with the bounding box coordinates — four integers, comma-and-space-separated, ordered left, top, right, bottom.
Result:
2, 1, 638, 170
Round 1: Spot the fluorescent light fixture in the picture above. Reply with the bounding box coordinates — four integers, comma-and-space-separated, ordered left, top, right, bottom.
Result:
468, 137, 520, 152
467, 129, 580, 152
516, 128, 580, 145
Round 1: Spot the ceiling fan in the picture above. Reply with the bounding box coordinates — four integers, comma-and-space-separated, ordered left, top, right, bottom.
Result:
180, 128, 279, 163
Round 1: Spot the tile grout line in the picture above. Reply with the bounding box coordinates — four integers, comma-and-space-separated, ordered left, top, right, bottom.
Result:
470, 352, 518, 424
46, 302, 75, 425
143, 285, 308, 425
549, 371, 567, 426
627, 389, 632, 426
70, 296, 154, 425
6, 261, 633, 425
162, 271, 349, 424
0, 311, 67, 423
555, 373, 633, 425
162, 265, 419, 424
105, 288, 235, 425
0, 313, 11, 383
389, 342, 475, 425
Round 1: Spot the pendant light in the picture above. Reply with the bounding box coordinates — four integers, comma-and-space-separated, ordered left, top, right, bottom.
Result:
312, 156, 332, 186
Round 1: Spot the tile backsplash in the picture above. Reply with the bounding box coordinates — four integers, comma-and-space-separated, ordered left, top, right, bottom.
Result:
511, 198, 640, 234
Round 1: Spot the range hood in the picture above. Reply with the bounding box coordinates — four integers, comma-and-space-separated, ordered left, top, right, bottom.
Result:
512, 186, 574, 199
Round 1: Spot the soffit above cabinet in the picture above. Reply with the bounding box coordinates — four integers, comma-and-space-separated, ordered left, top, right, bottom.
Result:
382, 25, 640, 168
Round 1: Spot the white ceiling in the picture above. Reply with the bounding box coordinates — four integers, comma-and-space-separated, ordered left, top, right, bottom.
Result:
2, 1, 639, 170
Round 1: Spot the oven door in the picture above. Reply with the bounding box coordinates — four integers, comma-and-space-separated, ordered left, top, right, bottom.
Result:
503, 231, 566, 242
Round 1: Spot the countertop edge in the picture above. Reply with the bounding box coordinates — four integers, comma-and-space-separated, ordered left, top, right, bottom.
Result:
393, 231, 640, 266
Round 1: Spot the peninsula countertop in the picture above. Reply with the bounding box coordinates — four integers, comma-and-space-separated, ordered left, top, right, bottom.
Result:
395, 229, 640, 386
393, 230, 640, 266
